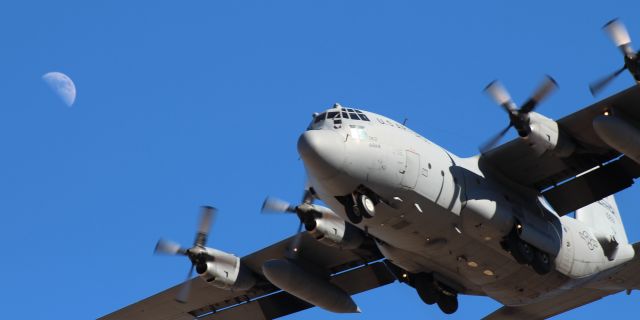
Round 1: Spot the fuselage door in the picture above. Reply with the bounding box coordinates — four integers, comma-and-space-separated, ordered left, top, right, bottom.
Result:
401, 150, 420, 188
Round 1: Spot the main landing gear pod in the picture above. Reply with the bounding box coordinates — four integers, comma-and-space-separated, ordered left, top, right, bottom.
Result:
501, 223, 554, 275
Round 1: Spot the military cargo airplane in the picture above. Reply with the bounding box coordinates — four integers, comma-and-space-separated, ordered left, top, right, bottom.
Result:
101, 19, 640, 319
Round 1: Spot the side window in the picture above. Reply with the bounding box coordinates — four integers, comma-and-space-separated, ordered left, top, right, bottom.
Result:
314, 112, 327, 123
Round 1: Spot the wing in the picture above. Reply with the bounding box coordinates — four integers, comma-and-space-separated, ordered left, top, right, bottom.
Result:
600, 242, 640, 291
99, 233, 395, 320
484, 242, 640, 319
482, 287, 618, 320
480, 85, 640, 214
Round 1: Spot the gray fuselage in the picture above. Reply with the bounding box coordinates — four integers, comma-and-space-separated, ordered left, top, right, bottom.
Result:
298, 106, 634, 307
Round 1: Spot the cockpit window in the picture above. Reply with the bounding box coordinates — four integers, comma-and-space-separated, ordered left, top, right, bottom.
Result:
309, 108, 370, 126
314, 112, 327, 123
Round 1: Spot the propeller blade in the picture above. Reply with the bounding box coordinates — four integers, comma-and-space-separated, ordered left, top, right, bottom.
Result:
301, 189, 315, 205
193, 206, 215, 247
197, 206, 215, 235
604, 19, 635, 59
589, 66, 627, 96
261, 197, 296, 213
263, 191, 314, 259
519, 75, 558, 113
287, 222, 305, 258
154, 239, 185, 255
175, 264, 195, 303
480, 124, 512, 153
484, 80, 517, 112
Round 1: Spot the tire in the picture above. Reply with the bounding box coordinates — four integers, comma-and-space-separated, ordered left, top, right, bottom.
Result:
514, 240, 535, 265
437, 293, 458, 314
415, 275, 438, 305
345, 196, 363, 224
357, 193, 376, 218
507, 232, 534, 265
531, 250, 552, 275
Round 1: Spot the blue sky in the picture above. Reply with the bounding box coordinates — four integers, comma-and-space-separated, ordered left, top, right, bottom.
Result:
2, 1, 640, 319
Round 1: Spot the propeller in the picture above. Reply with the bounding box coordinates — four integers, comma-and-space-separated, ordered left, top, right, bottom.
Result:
590, 18, 640, 96
604, 18, 635, 59
261, 197, 296, 214
480, 76, 558, 153
153, 206, 216, 303
261, 189, 316, 257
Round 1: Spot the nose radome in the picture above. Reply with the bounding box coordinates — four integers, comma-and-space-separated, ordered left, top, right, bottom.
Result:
297, 130, 345, 179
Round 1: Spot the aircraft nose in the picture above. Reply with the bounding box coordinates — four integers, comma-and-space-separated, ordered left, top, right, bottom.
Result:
297, 130, 345, 179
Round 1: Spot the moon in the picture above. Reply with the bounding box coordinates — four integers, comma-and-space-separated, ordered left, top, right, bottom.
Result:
42, 71, 76, 107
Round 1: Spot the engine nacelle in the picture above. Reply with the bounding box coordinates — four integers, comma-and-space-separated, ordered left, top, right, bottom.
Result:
197, 248, 255, 291
523, 112, 575, 157
304, 206, 364, 250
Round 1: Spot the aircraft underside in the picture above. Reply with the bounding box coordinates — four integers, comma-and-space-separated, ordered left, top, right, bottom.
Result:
101, 18, 640, 320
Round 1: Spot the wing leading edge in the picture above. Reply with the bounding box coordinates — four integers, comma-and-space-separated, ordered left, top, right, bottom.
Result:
480, 85, 640, 214
99, 233, 394, 320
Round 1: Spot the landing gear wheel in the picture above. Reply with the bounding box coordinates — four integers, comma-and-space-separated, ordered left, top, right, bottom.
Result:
346, 206, 362, 224
531, 250, 552, 275
507, 232, 534, 265
414, 275, 438, 305
344, 196, 363, 224
356, 193, 376, 219
514, 240, 535, 265
437, 292, 458, 314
